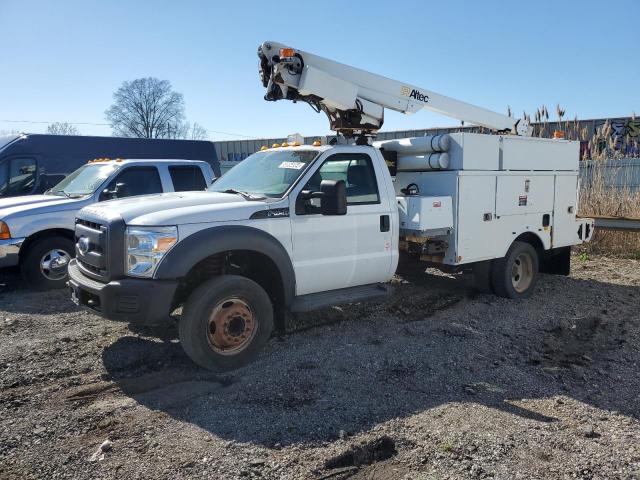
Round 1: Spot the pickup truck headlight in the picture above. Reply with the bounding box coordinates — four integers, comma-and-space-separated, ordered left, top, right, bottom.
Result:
0, 221, 10, 240
125, 226, 178, 278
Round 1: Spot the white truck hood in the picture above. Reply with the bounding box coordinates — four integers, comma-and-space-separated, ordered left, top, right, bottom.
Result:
80, 191, 269, 226
0, 194, 84, 219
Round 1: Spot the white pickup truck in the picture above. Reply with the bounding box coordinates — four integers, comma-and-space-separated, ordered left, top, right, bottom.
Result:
0, 159, 214, 290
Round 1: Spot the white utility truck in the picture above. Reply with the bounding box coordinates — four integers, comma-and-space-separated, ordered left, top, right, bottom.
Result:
68, 42, 593, 371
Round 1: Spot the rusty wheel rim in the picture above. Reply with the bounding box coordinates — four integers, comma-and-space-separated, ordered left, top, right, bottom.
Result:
511, 252, 534, 293
206, 297, 257, 355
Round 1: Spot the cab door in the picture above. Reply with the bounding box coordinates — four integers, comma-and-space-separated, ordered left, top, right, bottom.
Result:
289, 149, 392, 296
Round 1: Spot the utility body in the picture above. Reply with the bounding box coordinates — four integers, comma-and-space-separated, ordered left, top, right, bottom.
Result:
68, 43, 594, 371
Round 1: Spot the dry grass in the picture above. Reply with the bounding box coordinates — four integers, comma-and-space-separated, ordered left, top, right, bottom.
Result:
578, 161, 640, 258
527, 112, 640, 257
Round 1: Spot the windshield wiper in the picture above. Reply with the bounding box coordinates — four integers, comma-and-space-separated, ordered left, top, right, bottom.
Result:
220, 189, 265, 201
49, 190, 84, 199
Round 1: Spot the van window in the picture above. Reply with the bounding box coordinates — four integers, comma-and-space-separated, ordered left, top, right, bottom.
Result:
169, 165, 207, 191
0, 158, 37, 196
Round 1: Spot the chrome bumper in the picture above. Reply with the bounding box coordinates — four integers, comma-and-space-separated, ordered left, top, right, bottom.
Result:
0, 237, 24, 268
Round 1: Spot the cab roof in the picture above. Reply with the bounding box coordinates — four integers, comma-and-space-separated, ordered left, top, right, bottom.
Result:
86, 158, 208, 165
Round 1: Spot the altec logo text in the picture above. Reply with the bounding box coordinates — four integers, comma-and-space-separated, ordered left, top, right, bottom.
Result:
401, 86, 429, 103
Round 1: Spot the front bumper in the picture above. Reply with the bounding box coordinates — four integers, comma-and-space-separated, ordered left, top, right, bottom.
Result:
67, 259, 178, 326
0, 237, 24, 268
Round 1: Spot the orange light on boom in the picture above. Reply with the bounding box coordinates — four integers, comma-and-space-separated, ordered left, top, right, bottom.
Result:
279, 48, 295, 58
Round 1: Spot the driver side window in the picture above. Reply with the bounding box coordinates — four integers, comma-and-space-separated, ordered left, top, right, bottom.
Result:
101, 166, 162, 200
300, 153, 379, 213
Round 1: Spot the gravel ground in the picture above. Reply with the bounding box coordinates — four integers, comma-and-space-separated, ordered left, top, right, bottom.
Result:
1, 254, 639, 479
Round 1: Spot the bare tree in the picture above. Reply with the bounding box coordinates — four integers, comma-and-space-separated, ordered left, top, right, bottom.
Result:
182, 122, 209, 140
0, 129, 21, 136
46, 122, 80, 135
105, 77, 185, 138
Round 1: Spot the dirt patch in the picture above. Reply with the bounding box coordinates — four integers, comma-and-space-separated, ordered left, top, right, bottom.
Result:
1, 254, 640, 479
324, 436, 397, 470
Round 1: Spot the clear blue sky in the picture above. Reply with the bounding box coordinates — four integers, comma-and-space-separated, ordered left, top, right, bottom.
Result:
1, 0, 638, 140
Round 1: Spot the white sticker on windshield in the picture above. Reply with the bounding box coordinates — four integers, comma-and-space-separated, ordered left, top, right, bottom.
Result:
278, 161, 305, 170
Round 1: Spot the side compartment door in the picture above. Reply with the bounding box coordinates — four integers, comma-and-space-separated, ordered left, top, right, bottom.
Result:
290, 151, 392, 295
552, 174, 579, 247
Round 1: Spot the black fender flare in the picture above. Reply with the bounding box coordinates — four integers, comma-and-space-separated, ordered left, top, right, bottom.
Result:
154, 225, 296, 306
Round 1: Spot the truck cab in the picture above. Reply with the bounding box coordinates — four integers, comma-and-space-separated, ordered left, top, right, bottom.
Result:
68, 144, 398, 371
0, 158, 214, 290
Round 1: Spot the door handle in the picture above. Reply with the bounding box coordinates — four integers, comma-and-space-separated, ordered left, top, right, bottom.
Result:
380, 215, 390, 232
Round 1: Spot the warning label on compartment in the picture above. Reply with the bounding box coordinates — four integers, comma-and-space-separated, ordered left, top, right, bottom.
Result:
278, 161, 305, 170
519, 195, 528, 206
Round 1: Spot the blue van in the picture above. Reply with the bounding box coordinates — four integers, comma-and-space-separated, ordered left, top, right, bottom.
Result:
0, 134, 221, 198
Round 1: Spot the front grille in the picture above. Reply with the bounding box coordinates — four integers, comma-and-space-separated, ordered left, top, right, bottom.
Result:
79, 261, 102, 275
76, 218, 103, 231
75, 213, 126, 282
75, 218, 109, 280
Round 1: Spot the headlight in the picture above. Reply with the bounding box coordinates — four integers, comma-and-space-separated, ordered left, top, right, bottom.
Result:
0, 221, 10, 240
125, 226, 177, 278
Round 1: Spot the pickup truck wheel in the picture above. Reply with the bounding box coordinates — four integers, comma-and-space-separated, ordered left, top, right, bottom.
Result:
21, 236, 75, 291
179, 275, 274, 371
491, 241, 539, 299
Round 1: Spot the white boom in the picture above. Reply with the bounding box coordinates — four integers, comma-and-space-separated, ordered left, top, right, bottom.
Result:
258, 41, 532, 137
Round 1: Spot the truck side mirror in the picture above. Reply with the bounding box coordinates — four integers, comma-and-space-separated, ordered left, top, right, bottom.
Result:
101, 182, 129, 200
115, 182, 130, 198
319, 179, 347, 215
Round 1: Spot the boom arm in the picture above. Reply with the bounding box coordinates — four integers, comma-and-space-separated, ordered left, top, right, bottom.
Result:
258, 41, 531, 137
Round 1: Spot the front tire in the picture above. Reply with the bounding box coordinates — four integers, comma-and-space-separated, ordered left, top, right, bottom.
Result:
21, 236, 75, 291
179, 275, 274, 371
491, 241, 539, 299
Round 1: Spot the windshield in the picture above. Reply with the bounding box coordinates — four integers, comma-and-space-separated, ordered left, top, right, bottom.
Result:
48, 163, 118, 196
210, 149, 319, 198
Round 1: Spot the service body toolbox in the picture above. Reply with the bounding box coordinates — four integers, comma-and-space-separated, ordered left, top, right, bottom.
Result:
379, 133, 594, 266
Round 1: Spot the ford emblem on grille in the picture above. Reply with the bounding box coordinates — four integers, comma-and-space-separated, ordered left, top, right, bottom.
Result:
77, 236, 90, 255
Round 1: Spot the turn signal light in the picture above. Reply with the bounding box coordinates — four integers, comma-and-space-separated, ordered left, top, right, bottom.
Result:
279, 47, 295, 58
0, 221, 10, 240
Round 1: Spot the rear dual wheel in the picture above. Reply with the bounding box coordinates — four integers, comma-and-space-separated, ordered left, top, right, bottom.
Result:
472, 241, 539, 299
179, 275, 273, 371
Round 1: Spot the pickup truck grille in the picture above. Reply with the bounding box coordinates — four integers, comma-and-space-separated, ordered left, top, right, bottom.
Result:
75, 214, 126, 282
75, 219, 108, 279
